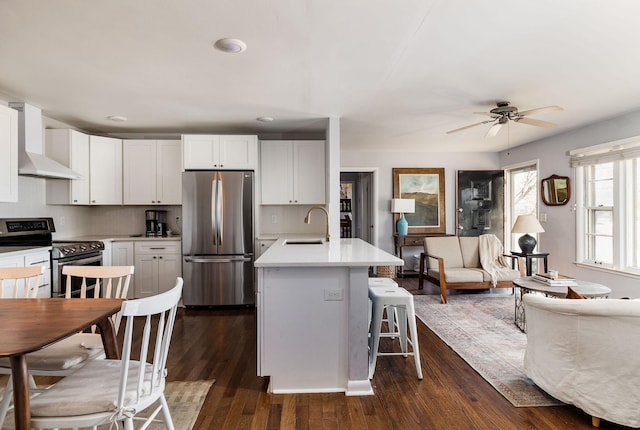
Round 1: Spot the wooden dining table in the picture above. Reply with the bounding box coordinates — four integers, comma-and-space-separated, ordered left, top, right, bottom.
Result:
0, 298, 124, 430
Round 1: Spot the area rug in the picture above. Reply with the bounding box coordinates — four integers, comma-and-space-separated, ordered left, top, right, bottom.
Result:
413, 293, 563, 407
0, 379, 214, 430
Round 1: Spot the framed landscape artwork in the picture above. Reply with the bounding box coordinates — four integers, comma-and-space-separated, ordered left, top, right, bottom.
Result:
392, 168, 446, 234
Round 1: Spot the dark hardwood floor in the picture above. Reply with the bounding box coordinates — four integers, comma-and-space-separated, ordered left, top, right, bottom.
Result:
165, 278, 629, 430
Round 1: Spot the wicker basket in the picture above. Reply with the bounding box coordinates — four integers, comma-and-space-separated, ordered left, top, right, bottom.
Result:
375, 265, 397, 280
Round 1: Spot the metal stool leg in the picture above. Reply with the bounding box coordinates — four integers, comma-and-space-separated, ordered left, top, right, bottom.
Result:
406, 299, 423, 380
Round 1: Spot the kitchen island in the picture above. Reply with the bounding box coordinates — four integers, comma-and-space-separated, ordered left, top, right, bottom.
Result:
254, 238, 402, 396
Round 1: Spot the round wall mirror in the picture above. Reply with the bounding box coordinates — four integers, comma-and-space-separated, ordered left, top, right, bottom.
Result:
541, 175, 570, 206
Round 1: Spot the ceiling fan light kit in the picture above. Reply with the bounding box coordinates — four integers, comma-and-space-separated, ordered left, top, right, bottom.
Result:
447, 101, 563, 137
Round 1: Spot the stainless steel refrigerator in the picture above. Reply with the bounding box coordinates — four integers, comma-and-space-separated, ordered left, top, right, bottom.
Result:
182, 171, 254, 306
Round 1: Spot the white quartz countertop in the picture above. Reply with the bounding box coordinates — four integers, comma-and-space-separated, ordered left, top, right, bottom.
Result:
53, 235, 181, 242
254, 237, 403, 268
0, 246, 52, 257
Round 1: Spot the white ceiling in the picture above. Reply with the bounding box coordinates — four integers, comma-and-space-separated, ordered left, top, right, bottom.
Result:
2, 1, 640, 153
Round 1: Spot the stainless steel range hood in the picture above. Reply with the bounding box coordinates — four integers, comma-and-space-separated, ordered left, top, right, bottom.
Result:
9, 102, 82, 180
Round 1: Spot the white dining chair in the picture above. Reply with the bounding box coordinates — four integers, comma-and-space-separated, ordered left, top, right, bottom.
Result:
0, 266, 44, 298
0, 265, 134, 426
29, 278, 183, 430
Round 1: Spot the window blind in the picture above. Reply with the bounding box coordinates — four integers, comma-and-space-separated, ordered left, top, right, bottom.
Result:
570, 136, 640, 167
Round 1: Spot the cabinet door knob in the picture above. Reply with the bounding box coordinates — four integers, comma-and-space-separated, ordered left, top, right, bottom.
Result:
92, 200, 96, 203
159, 256, 163, 259
157, 200, 161, 203
153, 256, 157, 259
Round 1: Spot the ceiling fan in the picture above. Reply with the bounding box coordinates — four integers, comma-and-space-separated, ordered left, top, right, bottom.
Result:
446, 101, 563, 138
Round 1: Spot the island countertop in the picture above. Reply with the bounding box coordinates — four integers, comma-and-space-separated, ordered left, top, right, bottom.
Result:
254, 237, 402, 268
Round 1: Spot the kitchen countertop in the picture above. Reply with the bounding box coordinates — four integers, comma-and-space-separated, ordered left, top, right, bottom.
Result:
0, 246, 52, 257
254, 237, 402, 268
53, 235, 181, 242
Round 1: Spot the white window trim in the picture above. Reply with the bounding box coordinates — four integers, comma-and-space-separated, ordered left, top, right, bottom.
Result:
573, 135, 640, 275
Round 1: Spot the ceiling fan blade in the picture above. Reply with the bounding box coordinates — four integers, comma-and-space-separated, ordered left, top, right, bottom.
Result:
485, 122, 503, 138
515, 117, 557, 128
518, 105, 563, 117
446, 120, 494, 134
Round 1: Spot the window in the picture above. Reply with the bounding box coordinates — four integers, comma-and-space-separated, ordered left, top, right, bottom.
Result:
572, 137, 640, 274
505, 162, 538, 252
583, 163, 613, 265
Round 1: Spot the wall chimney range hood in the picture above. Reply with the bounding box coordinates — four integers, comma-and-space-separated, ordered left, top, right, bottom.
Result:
9, 102, 82, 180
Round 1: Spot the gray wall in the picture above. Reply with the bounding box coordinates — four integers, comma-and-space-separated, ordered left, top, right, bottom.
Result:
499, 108, 640, 298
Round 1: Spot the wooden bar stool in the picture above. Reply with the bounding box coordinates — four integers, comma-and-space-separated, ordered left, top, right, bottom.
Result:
368, 286, 423, 380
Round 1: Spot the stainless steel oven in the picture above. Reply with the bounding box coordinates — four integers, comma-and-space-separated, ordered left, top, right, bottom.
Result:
51, 241, 105, 298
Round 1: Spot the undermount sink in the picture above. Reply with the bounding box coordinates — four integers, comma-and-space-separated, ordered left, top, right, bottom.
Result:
283, 239, 324, 245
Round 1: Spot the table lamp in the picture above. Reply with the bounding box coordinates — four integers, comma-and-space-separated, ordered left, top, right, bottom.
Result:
391, 198, 415, 236
511, 214, 545, 254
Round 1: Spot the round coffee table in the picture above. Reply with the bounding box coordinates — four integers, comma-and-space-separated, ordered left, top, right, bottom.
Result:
512, 276, 611, 332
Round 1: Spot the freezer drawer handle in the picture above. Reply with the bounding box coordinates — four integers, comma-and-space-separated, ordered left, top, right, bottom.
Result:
184, 256, 252, 263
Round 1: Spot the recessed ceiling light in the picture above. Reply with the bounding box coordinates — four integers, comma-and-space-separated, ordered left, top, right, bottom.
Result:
214, 38, 247, 53
256, 116, 274, 122
107, 115, 127, 122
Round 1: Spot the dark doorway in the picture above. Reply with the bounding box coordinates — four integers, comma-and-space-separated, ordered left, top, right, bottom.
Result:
340, 171, 374, 244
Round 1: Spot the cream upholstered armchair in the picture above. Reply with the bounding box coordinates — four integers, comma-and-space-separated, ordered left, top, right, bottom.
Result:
524, 294, 640, 428
418, 235, 524, 303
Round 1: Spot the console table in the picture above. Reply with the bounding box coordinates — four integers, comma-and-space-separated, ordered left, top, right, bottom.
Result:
393, 233, 450, 277
510, 251, 549, 276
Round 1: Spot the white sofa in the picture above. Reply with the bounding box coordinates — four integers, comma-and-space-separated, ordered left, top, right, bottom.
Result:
523, 294, 640, 428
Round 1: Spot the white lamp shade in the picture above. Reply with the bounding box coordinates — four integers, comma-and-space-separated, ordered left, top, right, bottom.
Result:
511, 214, 545, 233
391, 198, 415, 214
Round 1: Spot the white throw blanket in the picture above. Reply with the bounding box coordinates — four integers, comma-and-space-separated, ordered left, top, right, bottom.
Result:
478, 234, 511, 287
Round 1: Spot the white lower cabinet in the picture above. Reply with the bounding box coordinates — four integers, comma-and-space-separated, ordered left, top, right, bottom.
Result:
110, 241, 135, 298
0, 248, 51, 298
134, 241, 181, 298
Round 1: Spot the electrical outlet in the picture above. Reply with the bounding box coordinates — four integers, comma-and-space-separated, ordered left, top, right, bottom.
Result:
271, 215, 277, 224
324, 288, 343, 301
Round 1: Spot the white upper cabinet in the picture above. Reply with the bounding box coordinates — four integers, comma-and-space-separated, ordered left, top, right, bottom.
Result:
156, 140, 182, 204
182, 134, 257, 170
123, 140, 181, 205
0, 105, 18, 202
260, 140, 326, 205
47, 131, 121, 205
46, 129, 91, 205
89, 135, 122, 205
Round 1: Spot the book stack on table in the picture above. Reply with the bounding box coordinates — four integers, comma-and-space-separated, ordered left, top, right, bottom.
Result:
532, 273, 578, 286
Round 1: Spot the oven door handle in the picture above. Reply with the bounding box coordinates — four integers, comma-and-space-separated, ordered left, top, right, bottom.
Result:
56, 254, 103, 266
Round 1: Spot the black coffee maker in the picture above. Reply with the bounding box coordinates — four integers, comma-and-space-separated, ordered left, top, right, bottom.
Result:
145, 210, 167, 237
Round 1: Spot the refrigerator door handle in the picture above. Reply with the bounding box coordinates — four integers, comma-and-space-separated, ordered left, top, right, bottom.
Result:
184, 256, 253, 263
217, 171, 224, 246
211, 176, 218, 245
